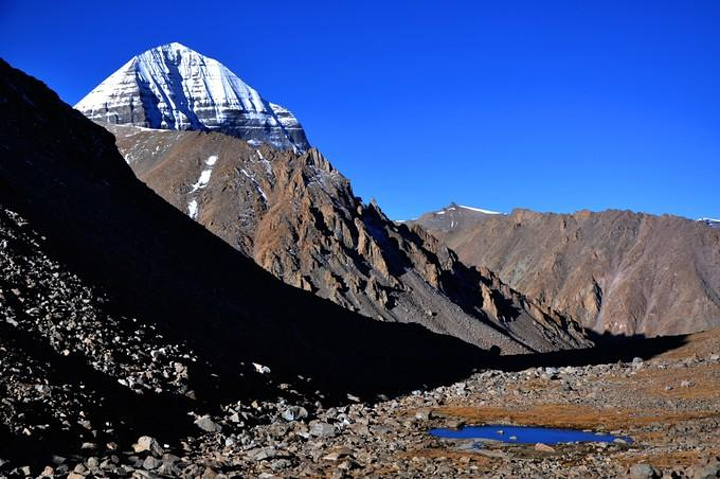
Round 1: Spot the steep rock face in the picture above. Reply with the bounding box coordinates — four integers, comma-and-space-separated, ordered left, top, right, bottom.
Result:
103, 123, 590, 353
413, 206, 720, 337
74, 43, 309, 151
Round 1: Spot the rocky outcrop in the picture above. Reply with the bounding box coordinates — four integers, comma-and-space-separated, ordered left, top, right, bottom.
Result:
74, 43, 309, 151
103, 124, 590, 353
413, 205, 720, 337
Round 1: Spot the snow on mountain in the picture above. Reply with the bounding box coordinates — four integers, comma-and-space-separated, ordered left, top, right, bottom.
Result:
434, 203, 504, 216
697, 218, 720, 228
457, 205, 504, 215
75, 42, 309, 151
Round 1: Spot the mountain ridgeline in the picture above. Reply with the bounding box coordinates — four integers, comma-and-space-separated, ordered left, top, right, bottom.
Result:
413, 204, 720, 337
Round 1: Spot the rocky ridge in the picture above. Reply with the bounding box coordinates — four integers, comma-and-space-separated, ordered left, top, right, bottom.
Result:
101, 123, 590, 353
413, 205, 720, 337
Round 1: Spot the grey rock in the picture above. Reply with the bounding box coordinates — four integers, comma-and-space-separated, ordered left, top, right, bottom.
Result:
142, 456, 161, 470
270, 459, 292, 471
248, 447, 277, 462
629, 464, 661, 479
309, 421, 337, 438
194, 415, 222, 433
281, 406, 308, 422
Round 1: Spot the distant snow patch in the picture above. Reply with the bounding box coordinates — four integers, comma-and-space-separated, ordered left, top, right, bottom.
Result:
697, 217, 720, 228
458, 205, 504, 215
188, 199, 198, 220
240, 168, 268, 201
190, 155, 218, 193
186, 155, 219, 220
255, 149, 273, 175
190, 170, 212, 192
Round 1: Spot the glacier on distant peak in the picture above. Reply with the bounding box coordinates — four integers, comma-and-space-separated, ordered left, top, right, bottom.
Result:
75, 42, 309, 151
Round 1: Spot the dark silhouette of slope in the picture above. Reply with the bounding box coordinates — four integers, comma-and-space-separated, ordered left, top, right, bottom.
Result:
0, 58, 489, 405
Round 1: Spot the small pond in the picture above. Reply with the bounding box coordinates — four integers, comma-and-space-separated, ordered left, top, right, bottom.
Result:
429, 425, 632, 445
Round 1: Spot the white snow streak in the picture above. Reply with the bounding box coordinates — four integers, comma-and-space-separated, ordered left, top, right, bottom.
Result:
190, 170, 212, 192
240, 168, 268, 202
458, 205, 504, 215
186, 155, 219, 220
188, 199, 198, 220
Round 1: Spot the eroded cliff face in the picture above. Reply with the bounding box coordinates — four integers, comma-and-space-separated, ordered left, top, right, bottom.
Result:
104, 123, 590, 353
414, 206, 720, 337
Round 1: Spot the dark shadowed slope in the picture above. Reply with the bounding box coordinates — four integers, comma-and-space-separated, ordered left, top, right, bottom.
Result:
413, 205, 720, 337
0, 58, 493, 403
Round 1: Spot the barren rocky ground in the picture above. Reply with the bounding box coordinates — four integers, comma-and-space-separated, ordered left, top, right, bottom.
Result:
4, 329, 718, 478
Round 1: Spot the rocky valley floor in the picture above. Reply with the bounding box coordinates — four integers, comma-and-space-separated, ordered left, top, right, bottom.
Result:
3, 330, 718, 478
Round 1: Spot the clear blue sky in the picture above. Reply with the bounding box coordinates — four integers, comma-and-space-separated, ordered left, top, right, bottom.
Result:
2, 1, 719, 220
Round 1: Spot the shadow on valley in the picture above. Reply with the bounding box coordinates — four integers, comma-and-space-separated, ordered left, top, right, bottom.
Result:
479, 330, 689, 372
0, 59, 489, 466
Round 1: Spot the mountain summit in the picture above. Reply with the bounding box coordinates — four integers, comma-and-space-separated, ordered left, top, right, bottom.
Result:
74, 42, 309, 151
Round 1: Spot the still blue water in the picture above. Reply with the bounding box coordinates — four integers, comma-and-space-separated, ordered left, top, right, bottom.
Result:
429, 425, 632, 444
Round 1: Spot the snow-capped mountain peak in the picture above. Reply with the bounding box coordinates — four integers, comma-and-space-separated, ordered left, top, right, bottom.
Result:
75, 42, 309, 151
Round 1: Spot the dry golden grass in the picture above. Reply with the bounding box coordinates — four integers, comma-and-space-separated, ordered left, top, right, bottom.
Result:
656, 330, 720, 361
630, 363, 720, 400
428, 404, 719, 432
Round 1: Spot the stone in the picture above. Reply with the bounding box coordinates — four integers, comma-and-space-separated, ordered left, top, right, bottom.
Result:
142, 456, 161, 470
133, 436, 164, 457
281, 406, 309, 422
414, 410, 430, 421
534, 443, 555, 453
201, 467, 217, 479
629, 463, 660, 479
270, 459, 292, 471
194, 415, 222, 433
309, 421, 337, 438
248, 447, 277, 462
